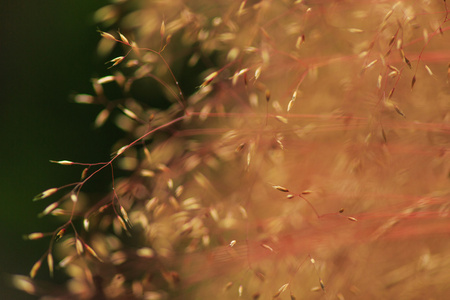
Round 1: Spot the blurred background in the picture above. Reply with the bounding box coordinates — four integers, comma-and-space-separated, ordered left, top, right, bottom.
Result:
0, 1, 117, 298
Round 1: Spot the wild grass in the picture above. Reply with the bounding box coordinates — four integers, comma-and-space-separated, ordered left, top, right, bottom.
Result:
13, 1, 450, 299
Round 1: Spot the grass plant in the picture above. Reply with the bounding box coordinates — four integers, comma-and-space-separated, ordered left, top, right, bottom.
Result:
13, 1, 450, 299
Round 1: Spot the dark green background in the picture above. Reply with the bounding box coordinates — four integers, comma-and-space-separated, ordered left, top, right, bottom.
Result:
1, 1, 115, 298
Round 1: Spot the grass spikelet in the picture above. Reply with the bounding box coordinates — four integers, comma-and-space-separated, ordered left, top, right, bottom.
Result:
200, 71, 218, 88
26, 232, 45, 240
55, 228, 66, 241
33, 188, 58, 201
49, 160, 74, 165
347, 28, 364, 33
393, 104, 406, 118
383, 10, 393, 22
365, 59, 377, 69
160, 21, 165, 37
107, 56, 124, 68
97, 75, 115, 84
118, 31, 129, 44
94, 109, 110, 128
388, 88, 395, 99
11, 275, 36, 295
74, 94, 94, 104
85, 243, 103, 262
237, 0, 246, 16
80, 168, 89, 180
272, 185, 289, 192
115, 145, 128, 156
273, 283, 289, 298
39, 202, 59, 217
117, 215, 128, 231
99, 31, 116, 42
261, 243, 274, 252
287, 99, 295, 112
265, 89, 271, 102
83, 218, 89, 231
70, 192, 78, 203
75, 238, 84, 255
47, 253, 54, 277
58, 256, 75, 268
295, 34, 305, 49
319, 279, 325, 291
29, 259, 42, 279
255, 67, 262, 81
275, 115, 288, 124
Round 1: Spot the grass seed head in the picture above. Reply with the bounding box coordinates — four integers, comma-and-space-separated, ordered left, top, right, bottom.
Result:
24, 1, 450, 299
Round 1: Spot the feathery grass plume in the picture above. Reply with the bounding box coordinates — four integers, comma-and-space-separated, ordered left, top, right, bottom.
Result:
19, 0, 450, 299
